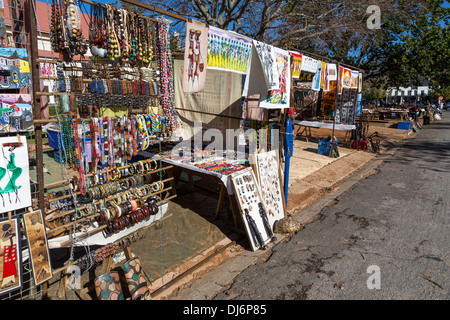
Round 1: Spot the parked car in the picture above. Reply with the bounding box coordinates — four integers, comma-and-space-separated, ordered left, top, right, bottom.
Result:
444, 102, 450, 110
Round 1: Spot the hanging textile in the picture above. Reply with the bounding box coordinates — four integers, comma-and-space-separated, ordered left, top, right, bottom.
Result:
207, 26, 252, 75
183, 20, 208, 93
342, 68, 352, 88
259, 48, 291, 109
351, 70, 359, 89
338, 65, 344, 94
252, 40, 279, 90
328, 64, 337, 81
291, 52, 302, 79
301, 55, 318, 74
320, 61, 326, 90
323, 63, 330, 92
358, 72, 363, 93
311, 60, 322, 91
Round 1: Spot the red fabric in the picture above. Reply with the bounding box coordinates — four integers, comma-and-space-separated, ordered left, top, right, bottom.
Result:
3, 244, 17, 279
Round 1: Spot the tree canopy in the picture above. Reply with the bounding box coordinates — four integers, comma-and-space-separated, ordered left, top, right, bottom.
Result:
135, 0, 449, 98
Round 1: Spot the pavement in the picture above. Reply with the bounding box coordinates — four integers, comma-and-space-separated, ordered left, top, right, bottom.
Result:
163, 117, 419, 300
210, 111, 449, 300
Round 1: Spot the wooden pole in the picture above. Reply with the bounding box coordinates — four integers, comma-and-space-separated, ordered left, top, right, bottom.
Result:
331, 63, 340, 157
121, 0, 189, 22
27, 0, 46, 213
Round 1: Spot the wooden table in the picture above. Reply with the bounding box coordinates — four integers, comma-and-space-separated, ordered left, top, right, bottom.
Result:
164, 159, 241, 227
375, 110, 409, 121
294, 120, 356, 147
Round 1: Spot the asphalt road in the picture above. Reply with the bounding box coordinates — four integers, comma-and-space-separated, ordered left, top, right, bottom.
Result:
213, 111, 450, 300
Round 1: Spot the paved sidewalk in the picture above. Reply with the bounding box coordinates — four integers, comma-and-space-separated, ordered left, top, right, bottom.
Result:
164, 135, 406, 300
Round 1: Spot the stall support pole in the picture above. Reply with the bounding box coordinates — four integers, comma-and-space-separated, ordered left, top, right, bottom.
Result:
283, 118, 293, 207
28, 0, 45, 212
27, 0, 47, 298
330, 63, 341, 157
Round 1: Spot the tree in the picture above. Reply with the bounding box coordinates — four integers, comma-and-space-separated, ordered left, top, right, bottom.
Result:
132, 0, 449, 92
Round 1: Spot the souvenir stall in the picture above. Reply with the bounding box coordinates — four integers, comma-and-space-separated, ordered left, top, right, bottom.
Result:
168, 20, 292, 251
290, 50, 363, 150
0, 0, 46, 300
0, 0, 293, 301
0, 0, 187, 300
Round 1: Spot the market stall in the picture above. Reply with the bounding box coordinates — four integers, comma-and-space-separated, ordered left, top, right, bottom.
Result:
289, 50, 364, 152
0, 0, 369, 301
0, 0, 296, 301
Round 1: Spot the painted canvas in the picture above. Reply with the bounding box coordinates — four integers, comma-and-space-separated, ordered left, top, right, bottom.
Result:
183, 20, 208, 93
351, 70, 359, 89
0, 136, 31, 213
311, 60, 323, 91
300, 55, 318, 74
207, 27, 252, 75
23, 210, 53, 286
0, 217, 21, 295
342, 68, 352, 88
291, 52, 302, 79
0, 48, 31, 89
0, 94, 33, 133
252, 40, 279, 90
260, 47, 291, 109
338, 66, 344, 94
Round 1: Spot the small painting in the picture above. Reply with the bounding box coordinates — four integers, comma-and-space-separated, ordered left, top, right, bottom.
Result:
0, 217, 21, 295
23, 210, 53, 286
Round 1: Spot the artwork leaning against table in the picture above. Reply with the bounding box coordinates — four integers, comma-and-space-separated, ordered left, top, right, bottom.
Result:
0, 136, 31, 214
23, 210, 53, 286
254, 150, 286, 229
0, 217, 22, 295
230, 168, 274, 251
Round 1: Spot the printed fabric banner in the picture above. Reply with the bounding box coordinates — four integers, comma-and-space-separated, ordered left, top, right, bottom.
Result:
301, 55, 318, 73
311, 60, 323, 91
207, 26, 253, 75
323, 63, 330, 92
351, 70, 359, 89
320, 61, 326, 90
328, 64, 337, 81
259, 47, 291, 109
338, 66, 344, 94
183, 20, 209, 93
342, 68, 352, 88
291, 52, 302, 79
252, 40, 279, 90
358, 72, 363, 93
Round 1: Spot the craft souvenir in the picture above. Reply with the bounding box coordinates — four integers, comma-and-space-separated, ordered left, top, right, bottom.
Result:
0, 136, 32, 213
254, 150, 286, 229
123, 256, 151, 300
230, 168, 273, 251
94, 271, 124, 300
0, 217, 21, 295
23, 210, 52, 286
183, 20, 208, 93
